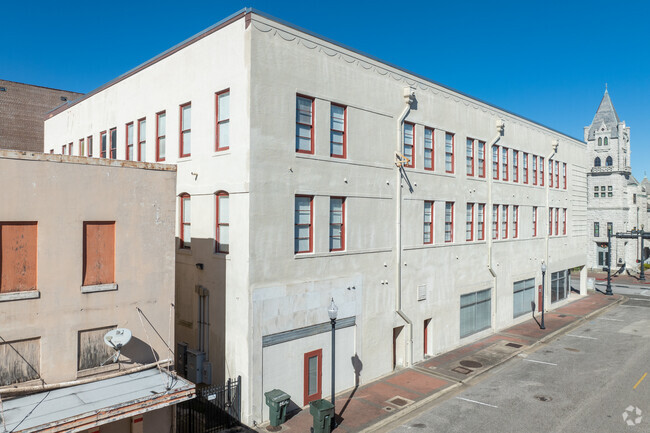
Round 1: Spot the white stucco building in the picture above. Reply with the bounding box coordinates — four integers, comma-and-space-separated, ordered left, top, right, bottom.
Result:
584, 90, 649, 270
44, 9, 588, 426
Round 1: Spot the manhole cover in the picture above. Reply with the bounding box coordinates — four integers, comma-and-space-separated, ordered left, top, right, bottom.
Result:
411, 424, 427, 429
506, 342, 523, 348
452, 366, 472, 374
460, 360, 483, 368
564, 347, 580, 352
390, 397, 408, 407
535, 395, 552, 402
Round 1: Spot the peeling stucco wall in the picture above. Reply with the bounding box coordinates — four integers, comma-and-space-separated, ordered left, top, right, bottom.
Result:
0, 338, 40, 386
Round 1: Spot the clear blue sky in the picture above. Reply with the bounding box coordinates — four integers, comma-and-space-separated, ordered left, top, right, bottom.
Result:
3, 0, 649, 179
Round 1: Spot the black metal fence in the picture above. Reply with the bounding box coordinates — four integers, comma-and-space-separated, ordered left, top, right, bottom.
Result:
177, 376, 242, 433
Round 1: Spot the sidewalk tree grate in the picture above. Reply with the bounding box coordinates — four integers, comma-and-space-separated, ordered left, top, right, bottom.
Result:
506, 343, 523, 348
452, 366, 472, 374
460, 360, 483, 368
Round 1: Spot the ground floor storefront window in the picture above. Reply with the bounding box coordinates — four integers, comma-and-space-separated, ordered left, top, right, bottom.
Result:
460, 288, 491, 338
551, 269, 569, 303
513, 278, 535, 318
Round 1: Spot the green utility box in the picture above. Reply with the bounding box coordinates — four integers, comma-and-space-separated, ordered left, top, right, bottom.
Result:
309, 399, 335, 433
264, 389, 291, 427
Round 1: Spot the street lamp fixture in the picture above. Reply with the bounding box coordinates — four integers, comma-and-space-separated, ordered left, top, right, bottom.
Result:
328, 298, 338, 428
540, 262, 547, 330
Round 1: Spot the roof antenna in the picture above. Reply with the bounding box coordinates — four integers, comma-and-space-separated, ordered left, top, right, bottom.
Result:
605, 82, 608, 91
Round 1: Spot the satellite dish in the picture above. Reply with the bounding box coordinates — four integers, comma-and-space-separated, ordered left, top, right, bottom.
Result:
101, 328, 132, 366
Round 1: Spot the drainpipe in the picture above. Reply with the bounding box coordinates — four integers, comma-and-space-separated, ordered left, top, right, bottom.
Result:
205, 288, 210, 361
544, 140, 559, 306
486, 120, 505, 324
197, 285, 203, 353
395, 87, 415, 367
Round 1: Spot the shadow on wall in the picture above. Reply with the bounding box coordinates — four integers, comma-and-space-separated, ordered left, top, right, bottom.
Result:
121, 336, 160, 365
175, 237, 227, 385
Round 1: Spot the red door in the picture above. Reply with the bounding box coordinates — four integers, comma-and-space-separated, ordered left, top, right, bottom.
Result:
303, 349, 322, 405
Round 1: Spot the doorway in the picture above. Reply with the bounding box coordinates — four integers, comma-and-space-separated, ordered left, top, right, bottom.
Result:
393, 326, 404, 369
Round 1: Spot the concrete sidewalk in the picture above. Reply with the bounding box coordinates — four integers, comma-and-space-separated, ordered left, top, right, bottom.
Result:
257, 292, 623, 433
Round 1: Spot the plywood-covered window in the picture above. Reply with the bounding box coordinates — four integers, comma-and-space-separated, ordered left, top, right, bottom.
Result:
0, 222, 37, 293
83, 222, 115, 286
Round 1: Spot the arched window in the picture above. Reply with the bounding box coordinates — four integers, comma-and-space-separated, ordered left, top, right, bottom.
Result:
216, 191, 229, 253
594, 157, 601, 167
604, 137, 608, 146
606, 156, 613, 166
598, 137, 602, 146
180, 193, 191, 249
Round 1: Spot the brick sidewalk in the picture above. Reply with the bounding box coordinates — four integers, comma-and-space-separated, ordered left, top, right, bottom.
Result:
587, 269, 650, 285
259, 292, 622, 433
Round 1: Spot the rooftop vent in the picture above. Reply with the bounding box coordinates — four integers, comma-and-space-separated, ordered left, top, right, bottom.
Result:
60, 96, 68, 101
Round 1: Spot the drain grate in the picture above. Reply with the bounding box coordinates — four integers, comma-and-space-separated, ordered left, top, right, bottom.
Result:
390, 397, 408, 407
535, 395, 552, 402
459, 360, 483, 368
564, 347, 580, 352
383, 406, 394, 412
452, 366, 472, 374
506, 342, 523, 348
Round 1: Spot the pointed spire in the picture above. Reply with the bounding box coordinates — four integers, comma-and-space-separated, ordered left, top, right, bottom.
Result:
586, 88, 620, 140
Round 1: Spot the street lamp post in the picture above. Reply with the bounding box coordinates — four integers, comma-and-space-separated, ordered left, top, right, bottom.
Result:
540, 262, 546, 330
328, 298, 338, 426
640, 226, 646, 281
606, 228, 613, 296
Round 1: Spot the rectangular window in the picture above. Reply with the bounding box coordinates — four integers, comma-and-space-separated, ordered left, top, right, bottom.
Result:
555, 161, 560, 188
0, 223, 37, 293
109, 127, 117, 159
563, 163, 567, 189
69, 142, 73, 155
180, 103, 191, 157
512, 150, 519, 182
424, 201, 433, 244
466, 138, 474, 176
540, 157, 545, 186
594, 222, 600, 237
478, 141, 485, 178
513, 205, 519, 238
460, 289, 491, 338
445, 133, 454, 173
549, 207, 553, 236
295, 196, 313, 253
513, 278, 535, 318
403, 122, 414, 168
533, 206, 538, 237
492, 205, 499, 240
562, 208, 566, 235
79, 138, 84, 157
329, 197, 345, 251
62, 144, 66, 155
555, 208, 559, 235
296, 95, 314, 154
594, 186, 599, 198
551, 270, 569, 303
156, 111, 166, 161
608, 186, 613, 197
126, 122, 134, 160
492, 145, 499, 180
523, 153, 528, 183
87, 135, 93, 157
477, 203, 485, 240
100, 131, 107, 158
82, 222, 115, 286
502, 205, 509, 239
601, 186, 606, 198
49, 149, 54, 154
549, 160, 553, 187
502, 147, 509, 181
303, 349, 322, 405
424, 128, 434, 170
330, 104, 346, 158
445, 202, 454, 242
138, 118, 146, 161
180, 194, 191, 249
216, 89, 230, 151
466, 203, 474, 241
216, 192, 229, 254
532, 155, 538, 185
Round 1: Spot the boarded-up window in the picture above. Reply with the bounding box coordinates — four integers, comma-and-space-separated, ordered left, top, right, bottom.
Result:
1, 222, 37, 293
78, 326, 116, 371
0, 338, 40, 386
83, 222, 115, 286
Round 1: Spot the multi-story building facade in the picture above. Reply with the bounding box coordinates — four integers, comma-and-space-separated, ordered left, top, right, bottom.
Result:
585, 90, 649, 269
0, 150, 193, 432
43, 9, 588, 426
0, 79, 83, 152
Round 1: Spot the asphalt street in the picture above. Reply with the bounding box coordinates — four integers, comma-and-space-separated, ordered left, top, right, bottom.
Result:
385, 287, 650, 433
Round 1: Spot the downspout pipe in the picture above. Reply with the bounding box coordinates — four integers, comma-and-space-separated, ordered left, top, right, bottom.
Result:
544, 140, 559, 308
486, 120, 504, 329
395, 87, 415, 367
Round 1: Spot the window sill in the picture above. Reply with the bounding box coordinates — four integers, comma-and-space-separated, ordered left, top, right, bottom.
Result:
81, 283, 118, 294
0, 290, 40, 302
213, 150, 232, 158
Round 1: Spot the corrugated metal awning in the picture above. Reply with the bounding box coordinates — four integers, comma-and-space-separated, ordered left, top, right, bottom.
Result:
2, 368, 195, 432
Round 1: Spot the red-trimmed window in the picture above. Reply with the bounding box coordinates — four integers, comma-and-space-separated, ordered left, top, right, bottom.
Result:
466, 203, 474, 241
492, 205, 499, 239
216, 89, 230, 151
445, 133, 454, 173
49, 149, 54, 154
501, 147, 509, 181
424, 127, 434, 170
295, 195, 313, 253
138, 118, 146, 161
548, 207, 553, 235
79, 138, 84, 156
126, 122, 134, 160
180, 194, 191, 249
548, 160, 553, 187
523, 153, 528, 184
69, 142, 73, 155
532, 155, 538, 185
329, 197, 345, 251
540, 157, 545, 186
563, 208, 567, 235
0, 223, 37, 294
403, 122, 414, 168
478, 141, 485, 178
512, 150, 519, 182
100, 131, 107, 157
424, 201, 434, 244
109, 128, 117, 159
502, 205, 509, 239
296, 95, 314, 154
555, 161, 559, 189
466, 138, 474, 176
445, 202, 454, 242
555, 208, 559, 235
330, 104, 346, 158
303, 349, 322, 405
62, 144, 66, 155
477, 203, 485, 240
533, 206, 538, 237
563, 163, 567, 189
87, 135, 93, 157
492, 145, 499, 180
216, 192, 229, 254
156, 111, 166, 162
513, 205, 519, 238
180, 103, 191, 158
